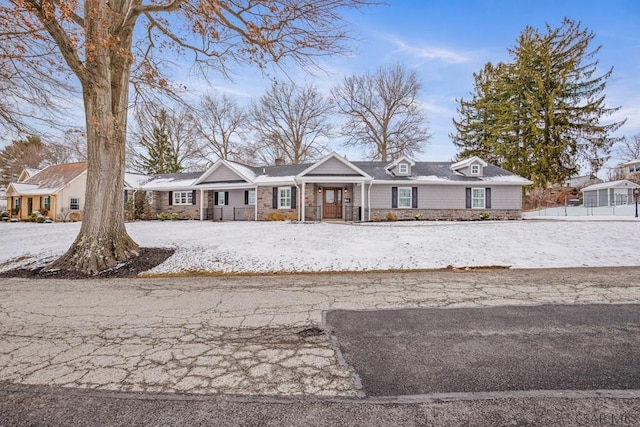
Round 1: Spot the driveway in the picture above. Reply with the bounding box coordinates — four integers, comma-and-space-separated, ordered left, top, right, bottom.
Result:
1, 267, 640, 396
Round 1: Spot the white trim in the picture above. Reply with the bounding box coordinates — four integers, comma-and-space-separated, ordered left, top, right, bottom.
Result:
199, 189, 204, 221
278, 187, 292, 209
450, 156, 488, 171
385, 155, 415, 171
173, 191, 193, 205
471, 188, 485, 209
195, 159, 254, 185
297, 152, 372, 179
397, 187, 412, 208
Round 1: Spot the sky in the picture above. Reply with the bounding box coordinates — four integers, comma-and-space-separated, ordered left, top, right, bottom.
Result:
3, 0, 640, 173
1, 211, 639, 274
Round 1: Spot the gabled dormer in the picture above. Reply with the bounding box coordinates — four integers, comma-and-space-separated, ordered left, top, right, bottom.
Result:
450, 156, 488, 177
385, 156, 416, 177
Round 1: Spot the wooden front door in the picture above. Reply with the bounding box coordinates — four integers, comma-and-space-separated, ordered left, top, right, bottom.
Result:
323, 188, 342, 219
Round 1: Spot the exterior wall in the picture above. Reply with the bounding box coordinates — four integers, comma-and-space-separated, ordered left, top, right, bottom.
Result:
56, 173, 87, 220
308, 158, 359, 175
153, 190, 200, 219
210, 189, 255, 221
303, 184, 320, 221
201, 164, 244, 183
257, 186, 298, 221
489, 186, 523, 209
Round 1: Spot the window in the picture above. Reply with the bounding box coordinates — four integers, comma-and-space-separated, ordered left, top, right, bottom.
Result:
173, 191, 193, 205
43, 196, 51, 211
278, 187, 291, 209
472, 188, 485, 208
398, 187, 412, 208
216, 191, 226, 206
14, 198, 20, 210
398, 163, 409, 174
145, 191, 154, 205
248, 190, 255, 206
470, 164, 480, 175
70, 197, 80, 210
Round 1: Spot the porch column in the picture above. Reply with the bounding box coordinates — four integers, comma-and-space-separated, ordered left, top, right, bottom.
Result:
301, 182, 306, 222
360, 182, 365, 221
199, 189, 204, 221
254, 186, 258, 221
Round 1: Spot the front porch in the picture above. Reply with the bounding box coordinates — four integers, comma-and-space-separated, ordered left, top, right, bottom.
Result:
300, 183, 365, 222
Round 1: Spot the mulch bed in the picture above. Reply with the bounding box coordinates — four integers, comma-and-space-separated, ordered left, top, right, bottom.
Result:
0, 247, 175, 280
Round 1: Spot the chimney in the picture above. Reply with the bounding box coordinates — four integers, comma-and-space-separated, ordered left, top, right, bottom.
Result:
275, 158, 285, 166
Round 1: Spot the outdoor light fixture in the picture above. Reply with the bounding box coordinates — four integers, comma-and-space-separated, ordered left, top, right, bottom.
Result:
344, 188, 348, 193
318, 187, 322, 193
634, 188, 639, 218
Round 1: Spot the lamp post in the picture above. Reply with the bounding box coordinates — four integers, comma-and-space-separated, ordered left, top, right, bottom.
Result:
634, 188, 640, 218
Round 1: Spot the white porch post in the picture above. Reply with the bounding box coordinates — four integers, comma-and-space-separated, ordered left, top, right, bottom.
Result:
301, 181, 306, 222
199, 189, 205, 221
254, 186, 258, 221
360, 182, 365, 221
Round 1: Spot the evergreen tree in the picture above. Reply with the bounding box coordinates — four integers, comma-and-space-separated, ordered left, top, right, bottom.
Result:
452, 19, 625, 187
133, 111, 181, 175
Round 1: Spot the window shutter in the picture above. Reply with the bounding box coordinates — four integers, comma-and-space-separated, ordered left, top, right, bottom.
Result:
272, 188, 278, 208
391, 187, 398, 209
224, 192, 229, 206
291, 187, 297, 209
465, 188, 471, 208
485, 188, 491, 209
168, 192, 173, 206
244, 190, 249, 205
412, 187, 418, 209
192, 190, 197, 205
124, 190, 128, 204
214, 192, 219, 206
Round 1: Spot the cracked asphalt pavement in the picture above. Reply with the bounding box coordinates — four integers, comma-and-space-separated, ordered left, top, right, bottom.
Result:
1, 267, 640, 397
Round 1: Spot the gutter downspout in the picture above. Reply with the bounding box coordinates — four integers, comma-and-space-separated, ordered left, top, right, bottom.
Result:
200, 189, 204, 221
367, 181, 373, 221
300, 181, 306, 222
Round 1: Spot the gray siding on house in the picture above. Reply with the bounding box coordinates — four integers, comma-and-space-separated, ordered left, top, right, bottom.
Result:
422, 185, 466, 209
599, 190, 608, 207
308, 157, 362, 175
211, 189, 255, 220
201, 164, 244, 183
489, 186, 522, 209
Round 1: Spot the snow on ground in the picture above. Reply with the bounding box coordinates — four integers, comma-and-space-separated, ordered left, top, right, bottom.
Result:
1, 215, 638, 275
524, 203, 639, 220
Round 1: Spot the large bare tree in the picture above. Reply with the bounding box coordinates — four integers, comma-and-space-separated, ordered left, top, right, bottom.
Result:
2, 0, 371, 274
250, 81, 333, 164
193, 94, 248, 164
332, 63, 430, 161
615, 134, 640, 162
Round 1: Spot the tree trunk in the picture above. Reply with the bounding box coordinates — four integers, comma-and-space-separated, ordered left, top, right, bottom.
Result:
47, 0, 138, 275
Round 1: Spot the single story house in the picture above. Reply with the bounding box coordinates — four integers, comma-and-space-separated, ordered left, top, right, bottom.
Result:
581, 179, 640, 207
5, 162, 88, 221
0, 187, 6, 211
139, 152, 532, 221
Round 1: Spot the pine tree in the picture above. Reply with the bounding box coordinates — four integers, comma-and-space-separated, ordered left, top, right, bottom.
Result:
133, 112, 181, 175
451, 19, 625, 187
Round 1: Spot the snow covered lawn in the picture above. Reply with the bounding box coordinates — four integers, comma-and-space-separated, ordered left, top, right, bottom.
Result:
1, 217, 638, 275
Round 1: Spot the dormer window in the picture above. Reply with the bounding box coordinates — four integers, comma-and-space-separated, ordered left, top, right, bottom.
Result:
398, 163, 409, 175
470, 164, 480, 175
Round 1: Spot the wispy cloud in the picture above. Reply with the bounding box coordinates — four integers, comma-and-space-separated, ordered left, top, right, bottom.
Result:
385, 34, 470, 64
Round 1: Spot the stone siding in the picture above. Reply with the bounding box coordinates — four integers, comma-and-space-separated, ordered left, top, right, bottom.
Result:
369, 208, 522, 221
257, 186, 298, 221
151, 191, 200, 220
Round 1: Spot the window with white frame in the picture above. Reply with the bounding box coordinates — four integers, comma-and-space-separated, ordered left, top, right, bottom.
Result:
173, 191, 193, 205
70, 197, 80, 210
398, 187, 412, 208
248, 190, 256, 205
14, 198, 20, 210
471, 188, 485, 208
145, 191, 153, 205
398, 163, 409, 174
470, 164, 480, 175
278, 187, 291, 209
43, 196, 51, 211
216, 191, 226, 206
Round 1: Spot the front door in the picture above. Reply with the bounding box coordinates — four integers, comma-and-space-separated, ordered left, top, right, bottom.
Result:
323, 188, 342, 219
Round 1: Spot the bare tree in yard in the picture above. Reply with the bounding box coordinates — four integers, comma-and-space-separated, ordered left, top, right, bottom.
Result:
615, 134, 640, 162
332, 63, 430, 161
2, 0, 372, 274
250, 81, 333, 164
193, 94, 249, 164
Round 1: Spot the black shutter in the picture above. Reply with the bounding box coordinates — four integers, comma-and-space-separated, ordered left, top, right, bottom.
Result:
391, 187, 398, 208
465, 188, 471, 209
244, 190, 249, 205
412, 187, 418, 208
291, 187, 297, 209
124, 190, 128, 204
192, 190, 196, 205
225, 192, 229, 206
272, 188, 278, 208
485, 188, 491, 209
214, 192, 219, 206
168, 192, 173, 206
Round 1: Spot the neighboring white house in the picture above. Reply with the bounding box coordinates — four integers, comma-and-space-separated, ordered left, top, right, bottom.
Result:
0, 187, 6, 211
581, 180, 640, 207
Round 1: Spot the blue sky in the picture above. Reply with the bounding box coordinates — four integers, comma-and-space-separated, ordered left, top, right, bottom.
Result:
198, 0, 640, 169
5, 0, 639, 173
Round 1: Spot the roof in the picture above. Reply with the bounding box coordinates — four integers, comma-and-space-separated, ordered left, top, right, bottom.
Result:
564, 175, 603, 189
621, 159, 640, 166
141, 171, 204, 190
23, 162, 87, 191
124, 172, 152, 189
581, 179, 640, 192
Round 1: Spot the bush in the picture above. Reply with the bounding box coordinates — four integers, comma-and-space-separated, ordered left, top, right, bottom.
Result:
35, 216, 46, 223
266, 212, 287, 221
157, 212, 179, 221
479, 212, 491, 220
385, 212, 397, 221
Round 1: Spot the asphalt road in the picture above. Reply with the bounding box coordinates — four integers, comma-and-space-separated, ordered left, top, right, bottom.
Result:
324, 304, 640, 396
